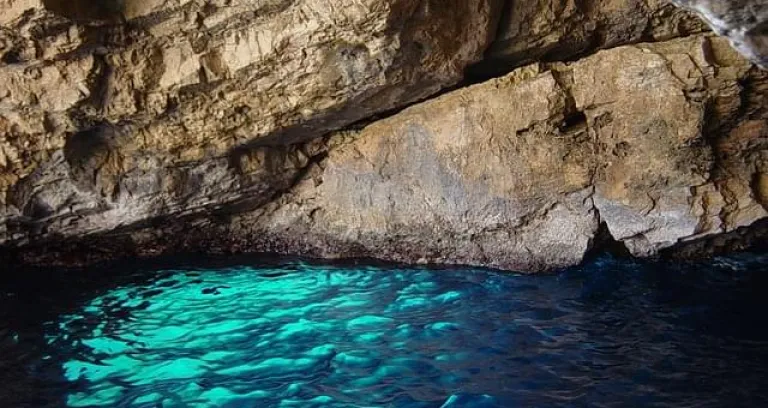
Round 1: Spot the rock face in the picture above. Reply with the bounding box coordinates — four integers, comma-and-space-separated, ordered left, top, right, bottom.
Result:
671, 0, 768, 67
251, 35, 767, 270
1, 1, 767, 272
261, 65, 601, 271
473, 0, 708, 75
0, 0, 501, 245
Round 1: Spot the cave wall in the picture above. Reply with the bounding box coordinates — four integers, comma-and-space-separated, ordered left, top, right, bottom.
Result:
0, 0, 767, 271
0, 0, 501, 244
254, 36, 768, 270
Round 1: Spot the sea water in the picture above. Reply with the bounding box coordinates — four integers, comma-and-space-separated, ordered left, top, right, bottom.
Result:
2, 254, 768, 407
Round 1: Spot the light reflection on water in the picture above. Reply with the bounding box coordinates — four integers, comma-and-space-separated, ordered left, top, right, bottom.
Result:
2, 254, 768, 407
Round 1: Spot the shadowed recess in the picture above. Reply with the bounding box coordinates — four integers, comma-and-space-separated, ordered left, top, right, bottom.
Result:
42, 0, 125, 21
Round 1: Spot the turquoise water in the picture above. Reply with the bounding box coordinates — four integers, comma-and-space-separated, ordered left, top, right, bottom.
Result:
2, 254, 768, 407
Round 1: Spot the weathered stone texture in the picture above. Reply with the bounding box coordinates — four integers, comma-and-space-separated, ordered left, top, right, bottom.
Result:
0, 0, 500, 246
1, 1, 767, 272
671, 0, 768, 67
472, 0, 708, 75
250, 35, 768, 270
257, 65, 600, 270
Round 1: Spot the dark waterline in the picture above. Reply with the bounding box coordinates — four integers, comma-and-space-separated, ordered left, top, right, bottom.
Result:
2, 253, 768, 407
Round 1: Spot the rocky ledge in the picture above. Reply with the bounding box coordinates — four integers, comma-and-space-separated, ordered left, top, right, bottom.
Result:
1, 0, 767, 272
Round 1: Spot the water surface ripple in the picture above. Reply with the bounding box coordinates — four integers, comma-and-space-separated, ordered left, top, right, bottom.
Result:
2, 254, 768, 407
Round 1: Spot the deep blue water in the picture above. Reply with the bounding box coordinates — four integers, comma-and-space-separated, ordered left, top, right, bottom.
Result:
2, 253, 768, 407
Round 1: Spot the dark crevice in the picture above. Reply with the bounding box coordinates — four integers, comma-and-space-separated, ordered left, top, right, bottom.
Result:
1, 49, 22, 64
584, 221, 632, 263
42, 0, 125, 23
560, 111, 588, 134
583, 193, 631, 265
661, 218, 768, 261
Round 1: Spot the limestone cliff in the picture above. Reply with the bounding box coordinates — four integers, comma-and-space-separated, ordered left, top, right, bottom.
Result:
1, 0, 766, 272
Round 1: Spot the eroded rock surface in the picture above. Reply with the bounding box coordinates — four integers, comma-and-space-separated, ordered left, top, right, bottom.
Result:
671, 0, 768, 67
249, 35, 767, 270
0, 0, 500, 246
9, 35, 765, 272
472, 0, 708, 76
1, 1, 767, 272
